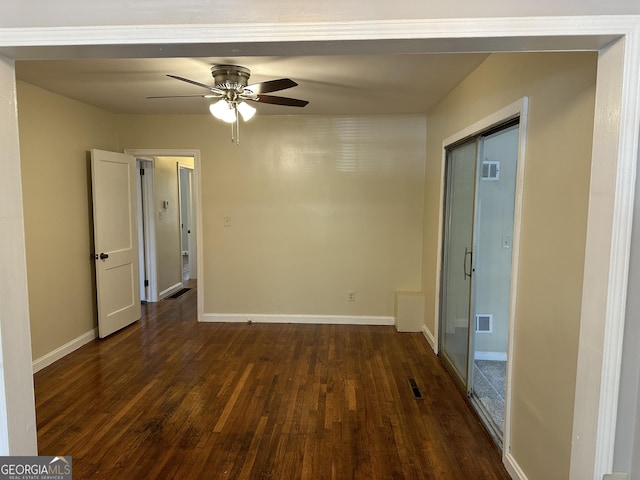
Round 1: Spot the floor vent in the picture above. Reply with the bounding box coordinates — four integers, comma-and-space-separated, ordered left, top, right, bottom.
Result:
408, 378, 424, 399
167, 288, 190, 299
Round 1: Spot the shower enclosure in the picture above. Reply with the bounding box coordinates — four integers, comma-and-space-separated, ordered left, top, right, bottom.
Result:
439, 121, 519, 447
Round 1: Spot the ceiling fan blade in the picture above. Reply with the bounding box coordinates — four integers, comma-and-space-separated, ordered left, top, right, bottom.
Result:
166, 74, 223, 94
245, 78, 298, 95
146, 94, 220, 99
252, 94, 309, 107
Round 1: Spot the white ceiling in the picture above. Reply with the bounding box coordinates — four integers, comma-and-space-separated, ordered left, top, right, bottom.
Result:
15, 54, 489, 116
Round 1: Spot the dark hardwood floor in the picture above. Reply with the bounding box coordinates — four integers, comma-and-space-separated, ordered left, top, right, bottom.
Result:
34, 284, 510, 479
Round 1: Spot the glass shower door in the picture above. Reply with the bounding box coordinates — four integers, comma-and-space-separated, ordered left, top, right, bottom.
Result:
469, 123, 519, 444
440, 140, 477, 385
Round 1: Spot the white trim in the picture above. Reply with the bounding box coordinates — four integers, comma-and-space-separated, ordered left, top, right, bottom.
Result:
433, 123, 446, 355
596, 26, 640, 479
135, 159, 157, 302
202, 313, 394, 326
0, 17, 631, 53
0, 56, 37, 455
140, 159, 158, 302
421, 325, 437, 353
474, 351, 507, 362
505, 98, 529, 474
504, 452, 529, 480
32, 329, 97, 374
132, 156, 158, 302
177, 163, 196, 282
158, 282, 184, 299
135, 159, 146, 301
571, 26, 640, 480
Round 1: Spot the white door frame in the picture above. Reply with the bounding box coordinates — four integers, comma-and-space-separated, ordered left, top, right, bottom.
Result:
0, 17, 638, 478
136, 159, 146, 301
126, 149, 203, 319
0, 56, 36, 455
135, 157, 158, 302
178, 163, 197, 281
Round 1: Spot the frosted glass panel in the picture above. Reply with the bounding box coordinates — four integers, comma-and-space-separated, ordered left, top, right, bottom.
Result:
441, 140, 476, 384
471, 124, 519, 438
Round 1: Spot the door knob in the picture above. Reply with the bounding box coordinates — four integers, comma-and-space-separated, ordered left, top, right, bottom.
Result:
99, 252, 109, 260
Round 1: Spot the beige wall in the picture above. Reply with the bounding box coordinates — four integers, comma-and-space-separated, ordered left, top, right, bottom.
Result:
119, 114, 426, 316
153, 156, 193, 294
17, 81, 121, 359
423, 52, 597, 480
18, 82, 426, 358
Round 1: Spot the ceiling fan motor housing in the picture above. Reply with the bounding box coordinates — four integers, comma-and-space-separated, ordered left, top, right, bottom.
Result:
211, 65, 251, 91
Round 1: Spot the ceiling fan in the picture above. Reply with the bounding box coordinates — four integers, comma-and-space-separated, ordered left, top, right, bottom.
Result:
147, 64, 309, 144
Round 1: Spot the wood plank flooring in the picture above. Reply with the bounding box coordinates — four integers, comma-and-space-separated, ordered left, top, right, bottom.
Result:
34, 284, 510, 479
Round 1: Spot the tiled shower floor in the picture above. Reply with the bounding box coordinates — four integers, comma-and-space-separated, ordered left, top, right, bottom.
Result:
473, 360, 506, 434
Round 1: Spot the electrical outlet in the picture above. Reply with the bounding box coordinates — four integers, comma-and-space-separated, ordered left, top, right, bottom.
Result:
224, 216, 231, 227
348, 290, 356, 302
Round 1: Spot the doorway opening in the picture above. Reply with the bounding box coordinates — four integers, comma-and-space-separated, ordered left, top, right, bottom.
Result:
131, 151, 200, 306
438, 100, 527, 451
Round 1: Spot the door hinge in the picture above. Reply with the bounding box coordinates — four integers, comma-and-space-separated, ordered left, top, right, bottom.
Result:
144, 279, 149, 287
140, 168, 145, 175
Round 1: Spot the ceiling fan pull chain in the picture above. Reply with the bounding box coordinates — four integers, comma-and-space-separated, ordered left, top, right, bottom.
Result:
236, 109, 240, 145
229, 111, 241, 145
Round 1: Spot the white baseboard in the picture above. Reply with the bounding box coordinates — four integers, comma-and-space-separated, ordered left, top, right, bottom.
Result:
504, 452, 528, 480
421, 325, 437, 353
475, 351, 508, 361
201, 313, 394, 326
32, 328, 97, 374
158, 282, 184, 299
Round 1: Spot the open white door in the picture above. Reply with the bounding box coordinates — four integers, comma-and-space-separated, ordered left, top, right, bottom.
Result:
91, 149, 141, 338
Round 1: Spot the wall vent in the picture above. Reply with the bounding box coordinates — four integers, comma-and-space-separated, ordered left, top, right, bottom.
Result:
475, 314, 493, 333
481, 161, 500, 180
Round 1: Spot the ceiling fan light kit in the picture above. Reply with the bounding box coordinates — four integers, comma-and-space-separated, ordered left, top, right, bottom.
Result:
209, 99, 236, 123
236, 101, 256, 121
147, 64, 309, 144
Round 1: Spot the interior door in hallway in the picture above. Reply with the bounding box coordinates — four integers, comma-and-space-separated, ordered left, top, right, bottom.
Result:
91, 149, 141, 338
